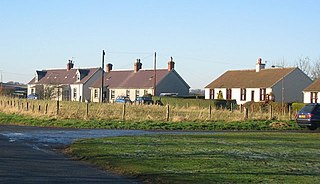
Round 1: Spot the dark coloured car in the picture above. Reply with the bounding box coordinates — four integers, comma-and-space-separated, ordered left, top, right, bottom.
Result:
135, 96, 154, 105
114, 96, 132, 104
296, 103, 320, 130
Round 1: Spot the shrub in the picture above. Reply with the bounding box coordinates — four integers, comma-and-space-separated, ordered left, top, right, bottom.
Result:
292, 103, 305, 112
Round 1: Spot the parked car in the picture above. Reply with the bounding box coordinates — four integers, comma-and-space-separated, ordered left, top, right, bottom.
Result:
114, 96, 132, 104
27, 93, 38, 100
296, 103, 320, 130
135, 96, 154, 105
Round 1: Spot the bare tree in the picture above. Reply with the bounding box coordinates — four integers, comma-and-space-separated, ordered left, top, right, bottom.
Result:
310, 57, 320, 80
296, 56, 312, 78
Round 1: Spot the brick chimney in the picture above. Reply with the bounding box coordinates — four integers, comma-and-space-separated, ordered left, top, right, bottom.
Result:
134, 59, 142, 73
106, 63, 113, 73
256, 57, 265, 72
67, 60, 74, 71
168, 57, 175, 71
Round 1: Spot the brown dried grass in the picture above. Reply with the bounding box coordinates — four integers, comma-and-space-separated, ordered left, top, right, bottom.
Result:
0, 96, 293, 122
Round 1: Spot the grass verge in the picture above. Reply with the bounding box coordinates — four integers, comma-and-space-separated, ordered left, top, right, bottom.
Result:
0, 112, 301, 130
66, 132, 320, 184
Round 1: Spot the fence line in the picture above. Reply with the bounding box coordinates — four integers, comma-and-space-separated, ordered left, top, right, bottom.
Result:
0, 97, 296, 122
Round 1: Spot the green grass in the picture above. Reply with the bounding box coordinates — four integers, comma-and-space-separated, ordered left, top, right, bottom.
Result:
0, 112, 302, 130
67, 132, 320, 184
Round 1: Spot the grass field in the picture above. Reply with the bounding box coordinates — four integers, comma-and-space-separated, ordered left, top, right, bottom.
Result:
66, 132, 320, 184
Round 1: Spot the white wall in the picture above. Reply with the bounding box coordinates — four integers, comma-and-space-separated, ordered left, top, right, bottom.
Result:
303, 92, 311, 103
204, 88, 210, 99
108, 88, 152, 102
205, 87, 272, 105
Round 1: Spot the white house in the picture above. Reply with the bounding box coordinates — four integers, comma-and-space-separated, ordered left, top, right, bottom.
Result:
27, 60, 103, 102
205, 58, 312, 104
303, 79, 320, 103
90, 57, 190, 102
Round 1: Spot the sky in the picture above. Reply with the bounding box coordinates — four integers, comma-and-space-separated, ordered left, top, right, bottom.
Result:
1, 0, 320, 89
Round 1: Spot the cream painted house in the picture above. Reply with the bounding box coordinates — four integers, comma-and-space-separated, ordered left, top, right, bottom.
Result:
27, 60, 103, 102
90, 58, 190, 102
303, 79, 320, 103
205, 58, 312, 104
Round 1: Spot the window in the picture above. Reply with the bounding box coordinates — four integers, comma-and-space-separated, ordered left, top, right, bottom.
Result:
311, 92, 318, 103
73, 88, 77, 99
135, 90, 140, 99
144, 90, 148, 95
111, 90, 115, 99
226, 88, 232, 100
260, 88, 266, 101
210, 89, 214, 99
126, 90, 130, 97
240, 88, 246, 101
31, 88, 35, 94
251, 90, 255, 101
94, 89, 98, 98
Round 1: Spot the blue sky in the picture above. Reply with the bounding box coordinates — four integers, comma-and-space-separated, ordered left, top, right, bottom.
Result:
1, 0, 320, 89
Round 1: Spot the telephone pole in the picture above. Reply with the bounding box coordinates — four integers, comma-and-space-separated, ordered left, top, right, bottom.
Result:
153, 52, 157, 96
101, 50, 105, 102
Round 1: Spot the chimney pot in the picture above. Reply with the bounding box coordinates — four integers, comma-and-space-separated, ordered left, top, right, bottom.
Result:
256, 57, 265, 72
168, 57, 175, 71
134, 59, 142, 72
67, 60, 74, 71
106, 63, 113, 73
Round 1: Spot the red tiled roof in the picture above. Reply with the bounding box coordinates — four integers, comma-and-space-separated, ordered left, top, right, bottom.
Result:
91, 69, 169, 88
205, 67, 297, 88
304, 79, 320, 91
28, 68, 100, 85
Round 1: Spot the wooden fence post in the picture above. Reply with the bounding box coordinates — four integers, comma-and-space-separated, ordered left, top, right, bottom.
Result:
38, 105, 41, 112
26, 102, 29, 111
45, 104, 48, 114
240, 104, 243, 113
166, 104, 170, 121
269, 105, 273, 120
244, 107, 248, 120
122, 103, 126, 120
32, 104, 35, 112
209, 104, 212, 119
86, 102, 89, 118
56, 101, 60, 115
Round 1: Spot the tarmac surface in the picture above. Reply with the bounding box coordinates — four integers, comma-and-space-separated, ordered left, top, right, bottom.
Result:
0, 125, 151, 184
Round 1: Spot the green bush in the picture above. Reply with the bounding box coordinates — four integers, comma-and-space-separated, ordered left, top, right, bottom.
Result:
292, 102, 305, 112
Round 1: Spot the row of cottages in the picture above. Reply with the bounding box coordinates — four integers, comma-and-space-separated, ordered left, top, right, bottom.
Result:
205, 58, 313, 104
90, 58, 190, 102
27, 58, 190, 102
27, 60, 103, 102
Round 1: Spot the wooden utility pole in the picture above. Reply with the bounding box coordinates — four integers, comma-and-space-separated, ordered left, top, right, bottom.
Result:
153, 52, 157, 96
101, 50, 105, 102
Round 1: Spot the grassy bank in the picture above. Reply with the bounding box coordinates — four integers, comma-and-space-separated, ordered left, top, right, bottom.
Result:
66, 132, 320, 184
0, 112, 301, 130
0, 96, 295, 122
